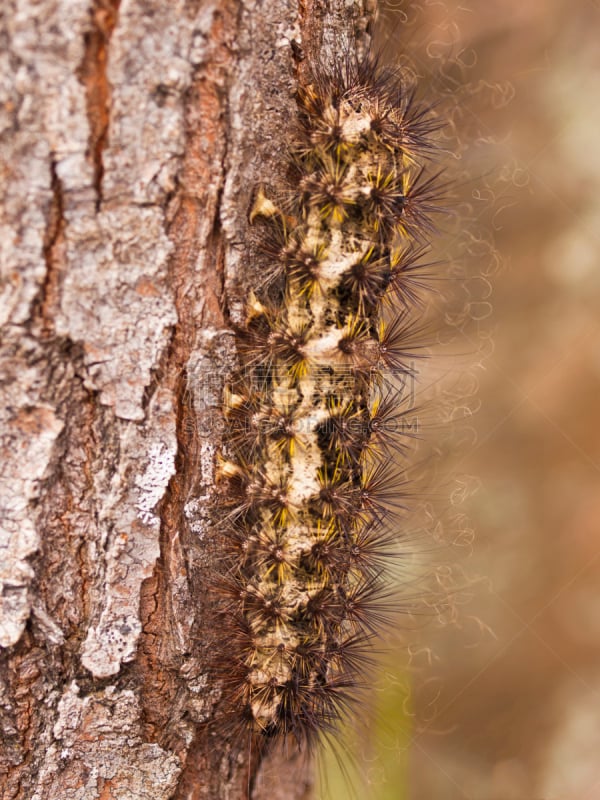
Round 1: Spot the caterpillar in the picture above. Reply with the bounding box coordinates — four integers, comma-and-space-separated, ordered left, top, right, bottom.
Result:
214, 53, 443, 751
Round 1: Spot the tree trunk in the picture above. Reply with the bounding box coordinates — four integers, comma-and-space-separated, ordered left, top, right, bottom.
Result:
0, 0, 375, 797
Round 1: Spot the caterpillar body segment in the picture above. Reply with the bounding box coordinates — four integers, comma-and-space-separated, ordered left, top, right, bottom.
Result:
216, 56, 443, 747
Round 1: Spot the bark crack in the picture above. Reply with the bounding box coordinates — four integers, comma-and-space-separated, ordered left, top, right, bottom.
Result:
78, 0, 121, 211
34, 160, 66, 333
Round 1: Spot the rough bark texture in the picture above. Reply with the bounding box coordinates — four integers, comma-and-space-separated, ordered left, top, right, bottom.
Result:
0, 0, 374, 798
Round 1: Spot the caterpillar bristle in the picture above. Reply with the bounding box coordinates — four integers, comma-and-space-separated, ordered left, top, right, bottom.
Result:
367, 389, 420, 457
286, 242, 328, 297
376, 312, 431, 371
338, 575, 395, 634
386, 243, 440, 310
347, 520, 400, 575
212, 46, 446, 753
396, 167, 447, 239
358, 458, 413, 517
337, 247, 391, 313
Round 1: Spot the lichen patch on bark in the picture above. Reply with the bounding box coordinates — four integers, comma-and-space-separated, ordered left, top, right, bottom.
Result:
0, 399, 63, 647
31, 682, 181, 800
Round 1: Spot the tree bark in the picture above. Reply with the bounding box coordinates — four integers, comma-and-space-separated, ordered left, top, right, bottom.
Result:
0, 0, 375, 797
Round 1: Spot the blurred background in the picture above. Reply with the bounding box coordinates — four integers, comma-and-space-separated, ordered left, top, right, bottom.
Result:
319, 0, 600, 797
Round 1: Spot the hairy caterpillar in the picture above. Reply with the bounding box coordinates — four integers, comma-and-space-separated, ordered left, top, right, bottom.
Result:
214, 53, 443, 751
